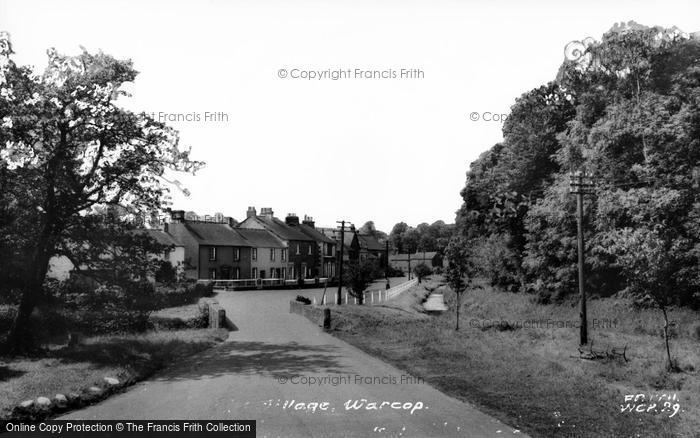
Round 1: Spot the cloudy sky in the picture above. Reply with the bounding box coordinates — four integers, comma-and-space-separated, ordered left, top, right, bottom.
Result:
1, 0, 699, 231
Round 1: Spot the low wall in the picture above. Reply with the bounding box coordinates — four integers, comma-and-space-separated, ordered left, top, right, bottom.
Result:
289, 301, 331, 329
198, 298, 227, 329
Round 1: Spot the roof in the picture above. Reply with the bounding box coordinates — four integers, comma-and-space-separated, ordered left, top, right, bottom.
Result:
297, 223, 336, 244
134, 229, 182, 247
358, 234, 385, 251
389, 252, 438, 262
184, 222, 250, 246
235, 228, 285, 248
258, 216, 314, 242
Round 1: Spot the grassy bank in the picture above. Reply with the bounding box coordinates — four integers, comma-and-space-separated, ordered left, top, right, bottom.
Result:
0, 328, 228, 420
328, 278, 700, 438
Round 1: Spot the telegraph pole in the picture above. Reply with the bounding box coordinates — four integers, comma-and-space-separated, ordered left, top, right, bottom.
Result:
569, 170, 594, 346
407, 251, 411, 280
336, 221, 346, 305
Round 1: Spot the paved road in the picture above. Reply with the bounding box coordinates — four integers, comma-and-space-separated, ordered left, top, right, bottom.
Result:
62, 285, 525, 438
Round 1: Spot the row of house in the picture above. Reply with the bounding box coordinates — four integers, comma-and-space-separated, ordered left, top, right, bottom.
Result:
48, 206, 446, 285
49, 207, 387, 285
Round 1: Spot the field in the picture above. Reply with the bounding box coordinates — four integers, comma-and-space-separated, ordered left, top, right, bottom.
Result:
328, 277, 700, 438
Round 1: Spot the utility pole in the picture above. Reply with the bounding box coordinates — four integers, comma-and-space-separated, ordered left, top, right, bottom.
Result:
336, 220, 348, 305
407, 251, 411, 280
569, 170, 595, 346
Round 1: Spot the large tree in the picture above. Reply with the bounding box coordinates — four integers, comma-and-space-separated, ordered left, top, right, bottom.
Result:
0, 34, 201, 352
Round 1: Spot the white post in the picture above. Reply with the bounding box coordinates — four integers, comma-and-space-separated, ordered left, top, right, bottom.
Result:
313, 296, 317, 305
371, 292, 374, 304
345, 291, 348, 304
354, 297, 357, 305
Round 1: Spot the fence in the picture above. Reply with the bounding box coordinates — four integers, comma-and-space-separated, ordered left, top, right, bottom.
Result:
315, 278, 419, 305
201, 277, 331, 291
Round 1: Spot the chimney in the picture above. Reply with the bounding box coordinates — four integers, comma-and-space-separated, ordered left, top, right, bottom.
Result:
302, 215, 315, 228
246, 206, 257, 218
171, 210, 185, 223
260, 207, 274, 219
285, 213, 300, 226
227, 217, 237, 227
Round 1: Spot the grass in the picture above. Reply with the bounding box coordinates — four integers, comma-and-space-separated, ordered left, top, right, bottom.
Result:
327, 277, 700, 438
0, 328, 228, 419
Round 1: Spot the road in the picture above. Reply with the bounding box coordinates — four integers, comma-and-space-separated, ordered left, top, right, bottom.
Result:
62, 284, 526, 437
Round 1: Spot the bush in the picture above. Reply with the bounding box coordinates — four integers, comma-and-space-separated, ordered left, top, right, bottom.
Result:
386, 265, 405, 277
296, 295, 312, 305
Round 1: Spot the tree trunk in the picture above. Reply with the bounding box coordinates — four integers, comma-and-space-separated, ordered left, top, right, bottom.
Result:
358, 290, 364, 305
661, 306, 674, 371
4, 226, 54, 354
455, 293, 460, 331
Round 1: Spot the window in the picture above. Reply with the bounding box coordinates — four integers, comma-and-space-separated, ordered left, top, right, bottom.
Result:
252, 267, 258, 278
296, 244, 300, 255
289, 266, 294, 279
234, 268, 240, 279
234, 248, 240, 261
209, 268, 217, 279
270, 248, 276, 261
208, 247, 217, 261
282, 267, 287, 279
252, 248, 257, 260
281, 249, 287, 261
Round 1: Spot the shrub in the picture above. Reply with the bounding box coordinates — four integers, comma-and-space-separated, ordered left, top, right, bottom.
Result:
296, 295, 312, 305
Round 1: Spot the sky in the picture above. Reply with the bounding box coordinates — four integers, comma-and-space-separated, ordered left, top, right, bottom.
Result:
1, 0, 699, 232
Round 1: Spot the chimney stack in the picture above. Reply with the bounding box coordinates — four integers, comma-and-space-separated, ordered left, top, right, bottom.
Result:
260, 207, 274, 219
246, 206, 257, 218
171, 210, 185, 223
285, 213, 300, 226
302, 215, 315, 228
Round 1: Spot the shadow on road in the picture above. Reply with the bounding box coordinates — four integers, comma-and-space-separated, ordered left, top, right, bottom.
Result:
154, 340, 348, 382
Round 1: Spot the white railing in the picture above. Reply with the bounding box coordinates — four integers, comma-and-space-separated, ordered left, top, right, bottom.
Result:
202, 277, 333, 290
361, 278, 418, 305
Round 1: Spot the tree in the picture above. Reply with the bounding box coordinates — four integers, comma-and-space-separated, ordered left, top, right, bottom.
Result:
0, 34, 201, 353
389, 222, 409, 253
444, 235, 474, 330
606, 227, 684, 370
343, 259, 376, 305
412, 263, 432, 283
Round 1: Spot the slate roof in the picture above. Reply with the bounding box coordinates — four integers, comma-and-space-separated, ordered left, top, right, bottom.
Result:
298, 223, 336, 244
258, 216, 314, 242
358, 234, 385, 251
133, 229, 182, 246
184, 222, 250, 246
235, 228, 285, 248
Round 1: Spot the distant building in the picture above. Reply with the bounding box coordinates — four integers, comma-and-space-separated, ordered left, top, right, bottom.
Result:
46, 229, 185, 282
296, 215, 337, 278
357, 233, 387, 267
238, 207, 319, 280
167, 212, 251, 280
389, 251, 443, 272
236, 228, 287, 280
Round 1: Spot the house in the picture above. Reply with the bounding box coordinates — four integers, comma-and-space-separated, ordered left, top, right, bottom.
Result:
46, 229, 185, 282
319, 226, 360, 263
296, 215, 337, 279
238, 207, 319, 280
167, 211, 252, 280
357, 233, 388, 267
389, 251, 443, 272
235, 228, 287, 281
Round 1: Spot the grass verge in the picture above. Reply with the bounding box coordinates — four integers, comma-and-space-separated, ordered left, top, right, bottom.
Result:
327, 277, 699, 438
0, 328, 229, 420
